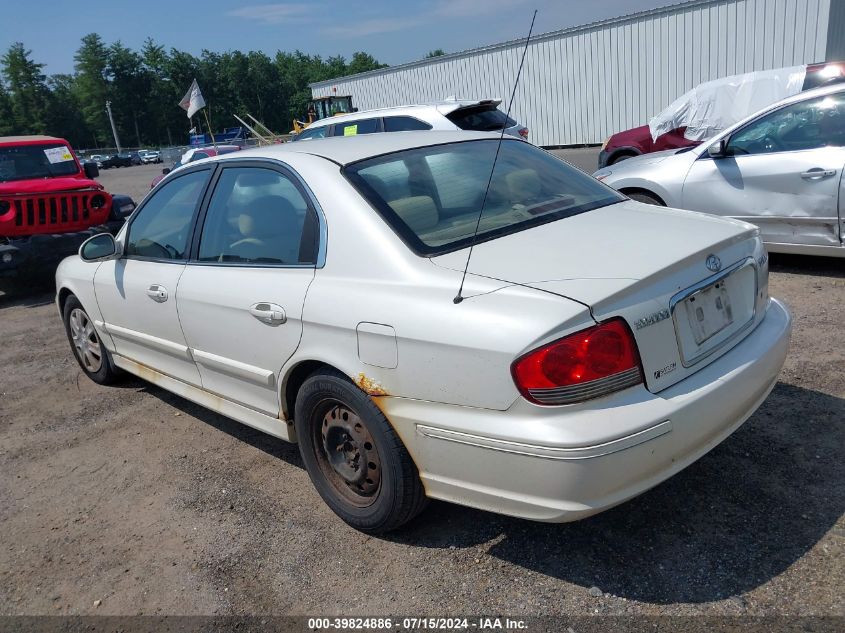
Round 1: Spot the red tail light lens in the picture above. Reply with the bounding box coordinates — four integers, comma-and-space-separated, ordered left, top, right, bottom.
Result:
511, 318, 643, 405
519, 127, 529, 139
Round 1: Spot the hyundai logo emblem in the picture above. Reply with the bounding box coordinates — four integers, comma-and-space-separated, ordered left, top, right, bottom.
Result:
705, 254, 722, 272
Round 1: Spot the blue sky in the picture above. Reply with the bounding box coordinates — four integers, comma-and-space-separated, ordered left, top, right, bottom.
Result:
2, 0, 675, 76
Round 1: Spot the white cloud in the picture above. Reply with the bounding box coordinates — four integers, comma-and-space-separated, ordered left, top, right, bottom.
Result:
228, 4, 313, 25
433, 0, 531, 18
324, 16, 426, 37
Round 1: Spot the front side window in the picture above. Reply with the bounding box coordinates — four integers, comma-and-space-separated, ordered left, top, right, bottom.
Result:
125, 169, 210, 260
332, 118, 381, 137
345, 139, 623, 256
197, 167, 317, 265
727, 93, 845, 155
0, 144, 80, 182
384, 116, 433, 132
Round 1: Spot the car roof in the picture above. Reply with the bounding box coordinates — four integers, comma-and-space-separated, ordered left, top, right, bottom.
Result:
216, 130, 509, 167
304, 99, 502, 129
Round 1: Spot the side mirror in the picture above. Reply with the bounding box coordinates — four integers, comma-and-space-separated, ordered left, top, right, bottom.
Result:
83, 161, 100, 179
79, 233, 119, 262
707, 139, 728, 158
161, 167, 171, 175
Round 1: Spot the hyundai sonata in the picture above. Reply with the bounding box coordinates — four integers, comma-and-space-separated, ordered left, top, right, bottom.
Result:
56, 131, 791, 533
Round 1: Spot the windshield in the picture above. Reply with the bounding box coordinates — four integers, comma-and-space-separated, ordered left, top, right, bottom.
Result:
0, 144, 80, 182
344, 139, 624, 256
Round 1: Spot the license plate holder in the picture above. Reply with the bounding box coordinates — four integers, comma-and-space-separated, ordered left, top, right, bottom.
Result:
683, 280, 734, 345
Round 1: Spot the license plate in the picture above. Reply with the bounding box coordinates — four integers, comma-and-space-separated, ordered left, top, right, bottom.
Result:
682, 280, 734, 345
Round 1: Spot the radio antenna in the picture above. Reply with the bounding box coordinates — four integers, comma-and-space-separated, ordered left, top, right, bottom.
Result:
454, 9, 537, 305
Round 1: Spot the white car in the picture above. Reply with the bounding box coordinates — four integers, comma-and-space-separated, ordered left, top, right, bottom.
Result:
292, 99, 529, 142
57, 131, 791, 533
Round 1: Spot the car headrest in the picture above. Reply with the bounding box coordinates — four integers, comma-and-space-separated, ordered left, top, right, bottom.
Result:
238, 195, 297, 238
506, 169, 542, 202
388, 196, 439, 233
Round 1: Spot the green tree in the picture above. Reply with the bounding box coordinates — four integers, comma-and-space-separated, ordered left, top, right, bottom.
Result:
45, 74, 90, 147
0, 82, 15, 136
73, 34, 111, 145
425, 49, 446, 58
1, 42, 51, 133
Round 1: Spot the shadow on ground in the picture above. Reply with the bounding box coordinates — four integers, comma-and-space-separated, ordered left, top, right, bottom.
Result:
142, 377, 843, 605
769, 253, 845, 278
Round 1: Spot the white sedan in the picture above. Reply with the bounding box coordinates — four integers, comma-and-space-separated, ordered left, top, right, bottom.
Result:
56, 131, 791, 533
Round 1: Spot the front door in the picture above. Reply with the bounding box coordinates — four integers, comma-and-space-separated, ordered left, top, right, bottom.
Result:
94, 168, 212, 386
682, 91, 845, 248
176, 163, 320, 416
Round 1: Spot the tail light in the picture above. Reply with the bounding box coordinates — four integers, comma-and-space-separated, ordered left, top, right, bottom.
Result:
511, 318, 643, 405
519, 127, 529, 139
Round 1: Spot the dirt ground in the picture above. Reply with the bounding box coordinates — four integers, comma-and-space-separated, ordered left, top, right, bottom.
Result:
1, 160, 843, 618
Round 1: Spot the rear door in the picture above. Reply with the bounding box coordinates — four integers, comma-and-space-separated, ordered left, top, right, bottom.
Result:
681, 91, 845, 248
176, 161, 320, 416
93, 167, 212, 386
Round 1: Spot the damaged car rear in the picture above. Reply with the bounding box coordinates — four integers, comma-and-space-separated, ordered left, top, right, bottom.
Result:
56, 132, 791, 533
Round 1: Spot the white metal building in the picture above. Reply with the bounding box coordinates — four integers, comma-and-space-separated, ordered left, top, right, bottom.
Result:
310, 0, 845, 146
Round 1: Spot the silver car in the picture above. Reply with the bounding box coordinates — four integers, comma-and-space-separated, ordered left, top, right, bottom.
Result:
595, 84, 845, 257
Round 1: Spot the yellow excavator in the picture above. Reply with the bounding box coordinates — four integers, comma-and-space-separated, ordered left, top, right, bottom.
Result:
291, 95, 355, 134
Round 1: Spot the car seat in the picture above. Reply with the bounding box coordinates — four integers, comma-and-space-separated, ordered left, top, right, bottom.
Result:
228, 195, 301, 263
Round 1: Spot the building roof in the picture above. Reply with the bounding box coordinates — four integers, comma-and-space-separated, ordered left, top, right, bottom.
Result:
310, 0, 714, 89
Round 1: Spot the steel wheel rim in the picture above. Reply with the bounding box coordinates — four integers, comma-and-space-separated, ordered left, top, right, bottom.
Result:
313, 400, 381, 508
69, 308, 103, 373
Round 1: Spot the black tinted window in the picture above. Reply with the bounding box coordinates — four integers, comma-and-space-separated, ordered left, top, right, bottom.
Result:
446, 106, 516, 131
384, 116, 433, 132
126, 170, 210, 259
332, 118, 381, 137
198, 167, 317, 265
294, 126, 328, 141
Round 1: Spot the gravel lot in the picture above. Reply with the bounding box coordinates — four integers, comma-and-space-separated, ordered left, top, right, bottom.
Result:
1, 152, 843, 618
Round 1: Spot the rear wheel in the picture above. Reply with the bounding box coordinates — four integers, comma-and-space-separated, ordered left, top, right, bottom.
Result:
294, 370, 427, 533
63, 295, 122, 385
625, 191, 665, 206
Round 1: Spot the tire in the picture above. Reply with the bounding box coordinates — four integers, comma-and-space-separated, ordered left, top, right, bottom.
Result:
62, 295, 122, 385
626, 191, 665, 206
608, 152, 635, 165
294, 370, 427, 533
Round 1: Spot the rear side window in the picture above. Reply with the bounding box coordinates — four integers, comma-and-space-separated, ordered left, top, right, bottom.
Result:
447, 106, 516, 132
384, 116, 433, 132
191, 152, 209, 162
332, 118, 382, 137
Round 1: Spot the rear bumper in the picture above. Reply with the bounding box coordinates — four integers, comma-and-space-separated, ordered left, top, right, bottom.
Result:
382, 298, 792, 522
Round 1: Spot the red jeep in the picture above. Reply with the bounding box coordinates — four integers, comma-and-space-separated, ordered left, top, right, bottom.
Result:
598, 61, 845, 168
0, 135, 135, 290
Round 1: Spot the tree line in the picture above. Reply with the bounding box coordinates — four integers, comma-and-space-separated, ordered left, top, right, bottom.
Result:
0, 35, 387, 150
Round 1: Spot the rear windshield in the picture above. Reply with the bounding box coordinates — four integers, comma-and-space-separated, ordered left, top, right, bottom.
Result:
0, 144, 80, 182
447, 105, 517, 131
344, 139, 623, 256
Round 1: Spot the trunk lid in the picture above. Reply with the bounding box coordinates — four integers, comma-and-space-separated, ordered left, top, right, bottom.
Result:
432, 200, 768, 392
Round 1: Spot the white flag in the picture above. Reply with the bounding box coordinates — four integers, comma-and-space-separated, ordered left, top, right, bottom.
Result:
179, 79, 206, 118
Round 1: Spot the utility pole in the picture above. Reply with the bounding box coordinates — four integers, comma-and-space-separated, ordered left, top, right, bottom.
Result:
105, 101, 122, 153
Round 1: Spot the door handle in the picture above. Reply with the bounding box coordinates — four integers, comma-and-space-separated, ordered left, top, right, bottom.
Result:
800, 168, 836, 179
249, 302, 286, 325
145, 284, 168, 302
